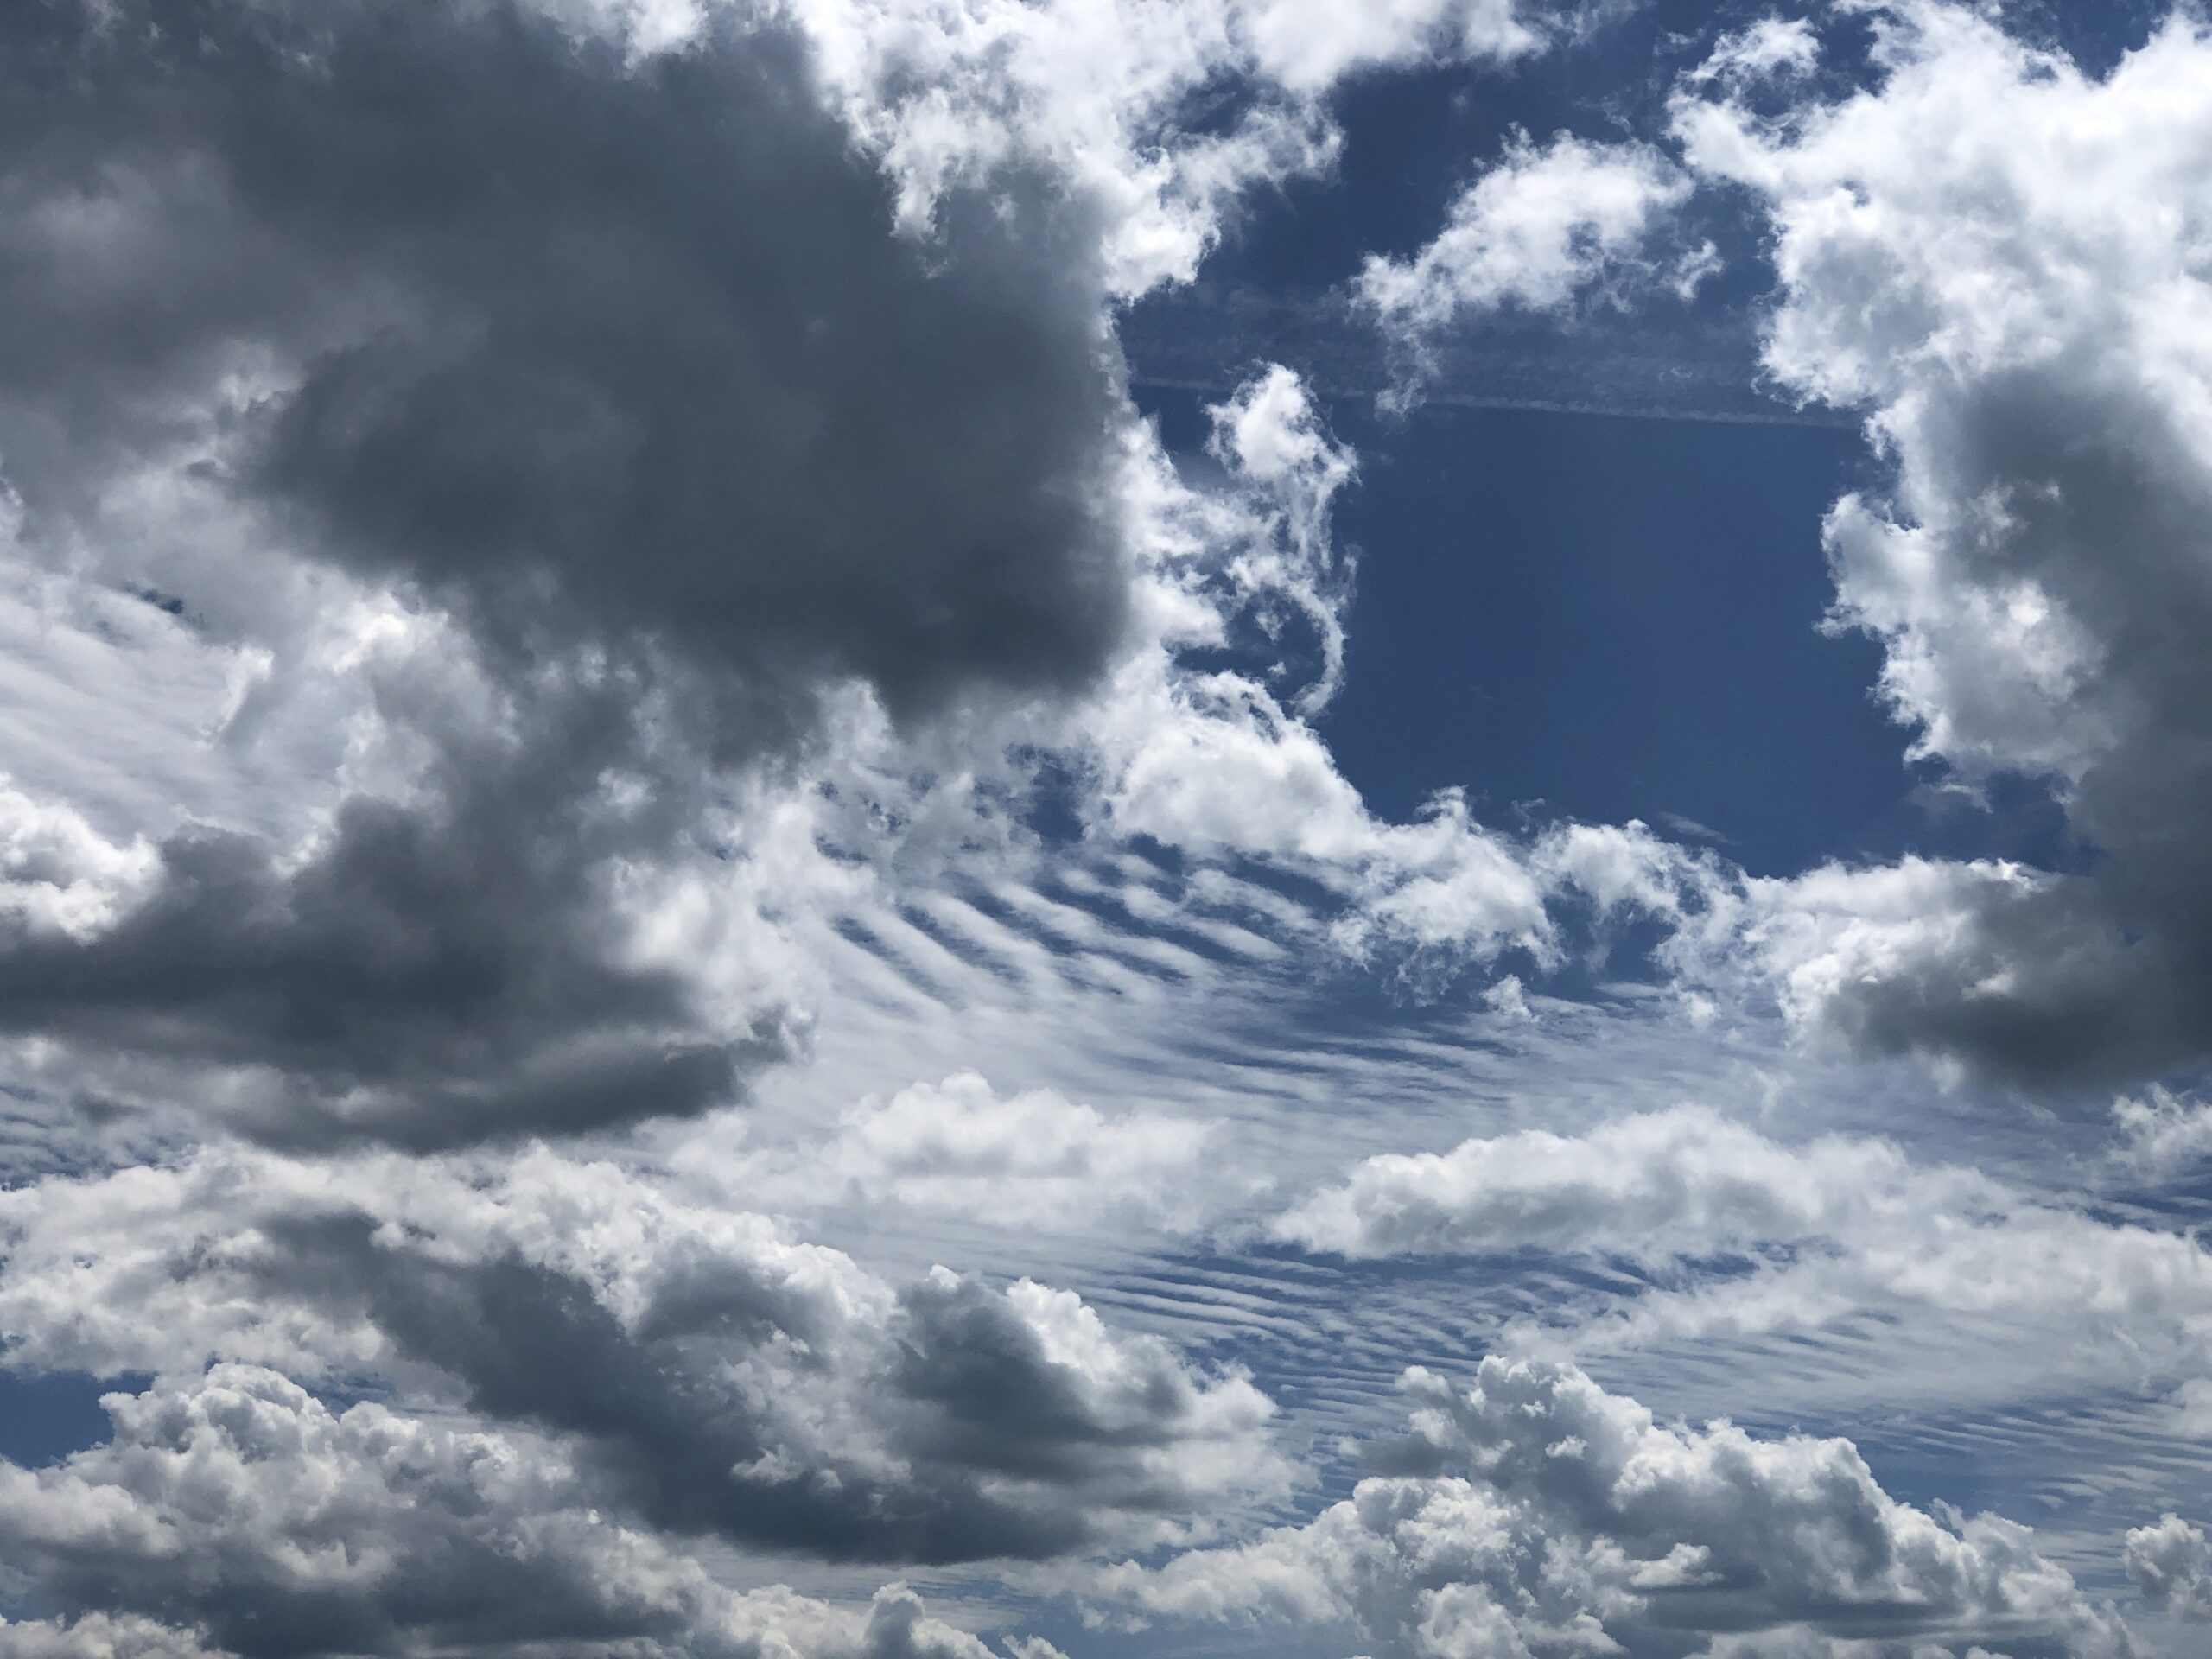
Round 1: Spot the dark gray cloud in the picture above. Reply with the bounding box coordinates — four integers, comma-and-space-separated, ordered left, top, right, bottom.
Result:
0, 0, 1139, 1145
251, 1215, 1263, 1564
0, 1147, 1285, 1571
0, 0, 1129, 711
0, 686, 789, 1148
1799, 364, 2212, 1094
0, 1366, 1031, 1659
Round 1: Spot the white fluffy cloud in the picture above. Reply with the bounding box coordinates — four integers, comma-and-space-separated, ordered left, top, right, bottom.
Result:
2112, 1087, 2212, 1177
1095, 1357, 2131, 1658
1670, 2, 2212, 1091
2125, 1512, 2212, 1622
783, 0, 1551, 291
1359, 131, 1700, 397
1271, 1103, 1998, 1260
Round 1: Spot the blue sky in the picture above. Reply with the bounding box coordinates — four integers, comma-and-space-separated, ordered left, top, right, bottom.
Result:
2, 3, 2212, 1658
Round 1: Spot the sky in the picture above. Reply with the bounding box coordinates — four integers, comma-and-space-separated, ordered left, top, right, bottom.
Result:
5, 2, 2212, 1656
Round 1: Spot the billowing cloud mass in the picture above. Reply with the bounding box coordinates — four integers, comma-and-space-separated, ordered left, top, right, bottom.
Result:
2126, 1514, 2212, 1623
0, 1361, 1060, 1657
0, 0, 1144, 1148
0, 1145, 1286, 1569
0, 0, 1687, 1153
4, 1, 2210, 1656
1671, 2, 2212, 1095
791, 0, 1552, 289
1096, 1357, 2131, 1659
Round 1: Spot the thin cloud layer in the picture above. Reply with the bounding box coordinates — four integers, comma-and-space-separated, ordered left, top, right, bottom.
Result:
1274, 1101, 2212, 1434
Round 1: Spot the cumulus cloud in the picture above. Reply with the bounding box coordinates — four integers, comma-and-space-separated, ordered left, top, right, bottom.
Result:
0, 1144, 1287, 1566
1360, 131, 1701, 402
789, 0, 1554, 292
2111, 1086, 2212, 1176
0, 779, 157, 939
0, 0, 1154, 1147
1670, 2, 2212, 1093
1271, 1103, 1998, 1260
2124, 1513, 2212, 1621
1098, 1357, 2132, 1658
0, 1365, 1052, 1659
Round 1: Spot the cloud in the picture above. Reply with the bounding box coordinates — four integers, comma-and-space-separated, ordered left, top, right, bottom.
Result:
0, 0, 1693, 1154
0, 0, 1152, 1147
982, 363, 1709, 982
1268, 1102, 2212, 1436
787, 0, 1554, 293
0, 779, 157, 939
0, 1616, 232, 1659
0, 1, 1133, 719
2124, 1513, 2212, 1622
0, 1365, 1051, 1659
1098, 1357, 2133, 1658
1271, 1103, 1997, 1260
1671, 2, 2212, 1093
1686, 17, 1820, 91
1359, 132, 1703, 406
798, 1071, 1226, 1230
0, 1144, 1288, 1566
2111, 1086, 2212, 1177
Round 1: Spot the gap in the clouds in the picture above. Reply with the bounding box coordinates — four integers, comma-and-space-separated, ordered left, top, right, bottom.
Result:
1209, 0, 1802, 295
1319, 399, 1908, 875
1126, 0, 2062, 885
1122, 0, 2156, 894
2018, 0, 2182, 76
1123, 0, 1837, 417
1144, 372, 2089, 886
0, 1368, 139, 1467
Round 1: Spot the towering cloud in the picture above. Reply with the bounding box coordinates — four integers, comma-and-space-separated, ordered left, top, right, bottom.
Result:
1675, 2, 2212, 1093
